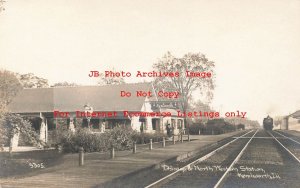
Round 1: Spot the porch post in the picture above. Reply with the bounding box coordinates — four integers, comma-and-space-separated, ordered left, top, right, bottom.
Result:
10, 124, 20, 151
45, 118, 48, 143
69, 117, 75, 132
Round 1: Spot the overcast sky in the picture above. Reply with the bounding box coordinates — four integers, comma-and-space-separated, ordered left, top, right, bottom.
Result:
1, 0, 300, 123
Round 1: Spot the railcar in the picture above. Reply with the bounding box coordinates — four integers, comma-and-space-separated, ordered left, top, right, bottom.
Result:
263, 115, 273, 130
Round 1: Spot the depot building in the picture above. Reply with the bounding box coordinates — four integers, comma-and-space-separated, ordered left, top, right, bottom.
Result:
7, 83, 185, 145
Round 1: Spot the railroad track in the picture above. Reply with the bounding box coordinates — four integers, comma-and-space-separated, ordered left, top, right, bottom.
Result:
270, 130, 300, 162
144, 129, 300, 188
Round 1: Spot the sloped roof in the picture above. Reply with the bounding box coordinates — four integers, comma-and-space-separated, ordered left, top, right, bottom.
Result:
7, 83, 152, 113
291, 110, 300, 119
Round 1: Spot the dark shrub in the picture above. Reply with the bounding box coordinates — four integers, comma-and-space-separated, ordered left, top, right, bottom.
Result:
56, 126, 168, 153
237, 123, 245, 130
205, 119, 236, 134
131, 132, 167, 144
57, 127, 137, 153
189, 123, 205, 135
188, 119, 237, 135
107, 127, 135, 150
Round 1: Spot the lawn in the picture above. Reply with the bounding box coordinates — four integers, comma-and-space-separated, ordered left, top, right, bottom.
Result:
0, 149, 64, 178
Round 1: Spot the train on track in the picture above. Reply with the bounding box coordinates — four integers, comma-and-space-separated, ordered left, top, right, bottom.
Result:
263, 115, 274, 130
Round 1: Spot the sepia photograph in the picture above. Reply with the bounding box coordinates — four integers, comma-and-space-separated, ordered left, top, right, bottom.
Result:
0, 0, 300, 187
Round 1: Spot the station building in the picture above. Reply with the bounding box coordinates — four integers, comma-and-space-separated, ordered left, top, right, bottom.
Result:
7, 83, 185, 146
281, 110, 300, 131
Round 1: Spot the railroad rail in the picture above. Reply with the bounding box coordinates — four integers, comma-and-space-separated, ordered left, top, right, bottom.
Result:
268, 131, 300, 163
144, 130, 255, 188
213, 129, 258, 188
144, 129, 300, 188
273, 130, 300, 145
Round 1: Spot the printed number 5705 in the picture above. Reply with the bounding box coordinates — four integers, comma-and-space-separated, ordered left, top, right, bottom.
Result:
29, 162, 45, 168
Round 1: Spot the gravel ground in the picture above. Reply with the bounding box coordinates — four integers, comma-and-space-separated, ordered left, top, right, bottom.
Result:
223, 130, 300, 188
97, 131, 252, 188
99, 130, 300, 188
160, 131, 256, 188
272, 131, 300, 159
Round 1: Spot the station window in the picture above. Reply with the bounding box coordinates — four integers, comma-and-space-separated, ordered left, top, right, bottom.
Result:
152, 119, 156, 130
171, 119, 176, 129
